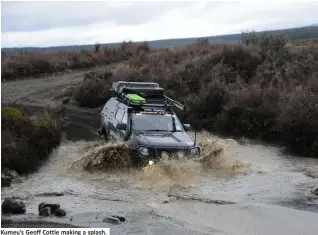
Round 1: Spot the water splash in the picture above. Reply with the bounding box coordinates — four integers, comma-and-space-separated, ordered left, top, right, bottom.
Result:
67, 131, 252, 190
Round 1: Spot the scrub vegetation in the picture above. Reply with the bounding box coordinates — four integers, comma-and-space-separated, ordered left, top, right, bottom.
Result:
71, 31, 318, 158
1, 105, 62, 174
2, 29, 318, 158
1, 41, 152, 81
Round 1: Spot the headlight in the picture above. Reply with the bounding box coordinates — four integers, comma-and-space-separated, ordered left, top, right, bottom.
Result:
138, 147, 149, 155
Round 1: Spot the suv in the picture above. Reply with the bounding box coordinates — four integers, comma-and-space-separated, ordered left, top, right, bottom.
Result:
97, 81, 200, 166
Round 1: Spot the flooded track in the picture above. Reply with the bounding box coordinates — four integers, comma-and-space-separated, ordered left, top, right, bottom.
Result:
2, 67, 318, 234
2, 132, 318, 235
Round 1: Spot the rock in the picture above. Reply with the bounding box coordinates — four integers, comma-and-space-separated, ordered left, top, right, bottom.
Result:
3, 168, 19, 179
103, 217, 121, 224
305, 171, 318, 179
1, 198, 26, 214
1, 176, 11, 188
54, 208, 66, 217
39, 207, 51, 217
312, 187, 318, 196
35, 192, 64, 197
38, 202, 60, 214
163, 200, 169, 204
112, 215, 125, 222
1, 168, 19, 187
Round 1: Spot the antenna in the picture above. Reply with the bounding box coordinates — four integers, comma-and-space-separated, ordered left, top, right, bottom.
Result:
164, 95, 185, 111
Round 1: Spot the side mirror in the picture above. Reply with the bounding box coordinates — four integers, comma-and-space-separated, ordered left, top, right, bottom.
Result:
183, 124, 191, 132
116, 122, 127, 131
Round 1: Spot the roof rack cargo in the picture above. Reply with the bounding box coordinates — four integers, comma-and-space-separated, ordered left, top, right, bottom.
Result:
112, 81, 159, 93
111, 81, 185, 111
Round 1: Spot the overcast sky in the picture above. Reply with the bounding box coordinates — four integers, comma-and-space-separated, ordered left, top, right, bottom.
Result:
1, 0, 318, 48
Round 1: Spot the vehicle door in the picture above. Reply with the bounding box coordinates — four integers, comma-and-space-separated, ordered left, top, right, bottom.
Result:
100, 98, 118, 134
110, 104, 126, 140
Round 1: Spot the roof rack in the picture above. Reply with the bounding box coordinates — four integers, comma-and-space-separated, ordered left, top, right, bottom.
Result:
111, 81, 185, 111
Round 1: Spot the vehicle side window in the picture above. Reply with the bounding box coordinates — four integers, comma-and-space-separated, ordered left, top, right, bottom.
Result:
122, 111, 128, 124
104, 98, 118, 116
174, 117, 182, 131
115, 107, 125, 122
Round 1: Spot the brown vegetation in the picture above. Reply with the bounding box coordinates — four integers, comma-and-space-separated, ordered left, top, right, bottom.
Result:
1, 41, 151, 80
1, 106, 62, 174
71, 32, 318, 158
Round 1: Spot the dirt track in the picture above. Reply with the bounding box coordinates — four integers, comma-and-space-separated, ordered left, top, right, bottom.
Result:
1, 64, 120, 141
2, 65, 318, 234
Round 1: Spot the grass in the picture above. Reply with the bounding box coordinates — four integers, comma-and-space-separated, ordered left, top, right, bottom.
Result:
71, 32, 318, 158
1, 105, 62, 174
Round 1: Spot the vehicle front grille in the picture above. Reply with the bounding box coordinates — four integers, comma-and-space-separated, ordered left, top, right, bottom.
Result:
149, 147, 190, 158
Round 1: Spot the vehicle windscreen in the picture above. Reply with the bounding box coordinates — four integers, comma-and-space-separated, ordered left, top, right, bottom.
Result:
132, 113, 182, 132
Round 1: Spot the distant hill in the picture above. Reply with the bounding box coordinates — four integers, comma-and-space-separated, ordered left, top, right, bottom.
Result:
2, 25, 318, 54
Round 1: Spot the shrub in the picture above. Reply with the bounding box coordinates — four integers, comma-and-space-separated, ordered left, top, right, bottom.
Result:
241, 30, 289, 62
216, 85, 281, 141
84, 69, 113, 80
73, 69, 114, 107
276, 87, 318, 157
1, 41, 152, 80
2, 106, 22, 120
136, 41, 150, 54
1, 106, 62, 174
71, 35, 318, 157
73, 78, 110, 108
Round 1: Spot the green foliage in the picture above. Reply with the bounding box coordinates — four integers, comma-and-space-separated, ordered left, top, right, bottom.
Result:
241, 30, 288, 62
2, 106, 22, 120
38, 116, 49, 128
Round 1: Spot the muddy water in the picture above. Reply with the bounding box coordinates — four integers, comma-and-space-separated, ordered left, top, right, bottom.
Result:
2, 132, 318, 235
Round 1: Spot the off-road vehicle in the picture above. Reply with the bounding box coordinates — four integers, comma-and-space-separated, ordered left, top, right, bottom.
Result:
97, 81, 200, 166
